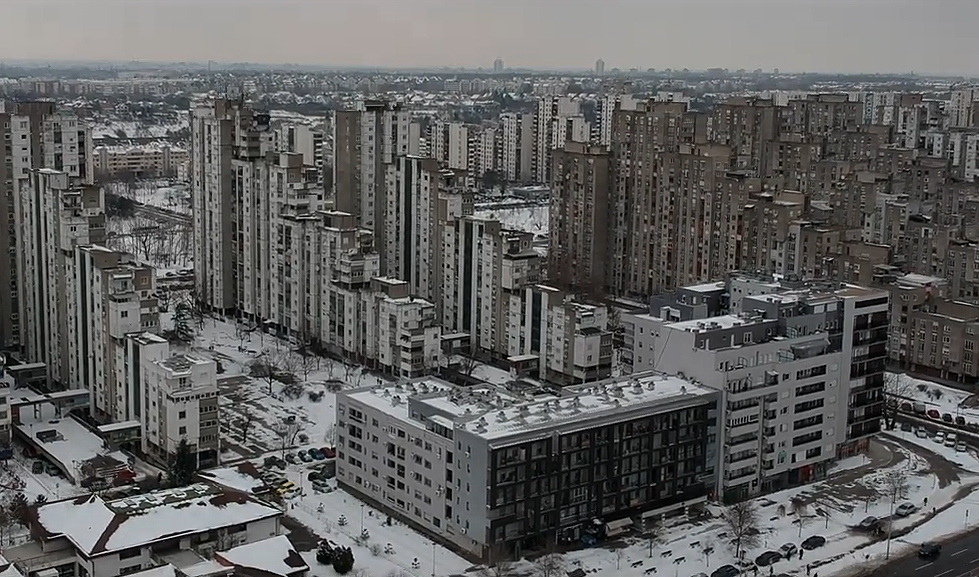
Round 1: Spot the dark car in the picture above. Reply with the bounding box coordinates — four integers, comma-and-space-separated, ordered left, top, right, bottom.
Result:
858, 516, 879, 531
900, 402, 913, 413
285, 452, 298, 464
754, 551, 782, 567
322, 447, 337, 459
943, 413, 954, 423
956, 416, 967, 426
919, 543, 941, 559
309, 448, 325, 460
711, 565, 740, 577
801, 535, 827, 550
299, 451, 313, 463
900, 422, 913, 432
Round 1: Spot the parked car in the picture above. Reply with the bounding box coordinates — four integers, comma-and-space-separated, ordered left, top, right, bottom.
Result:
895, 502, 918, 517
919, 543, 941, 559
900, 422, 913, 432
801, 535, 826, 550
299, 451, 313, 463
31, 460, 44, 474
900, 402, 913, 413
778, 543, 797, 558
913, 403, 926, 414
927, 409, 940, 419
754, 551, 781, 567
957, 441, 968, 452
711, 565, 740, 577
858, 516, 879, 531
285, 453, 298, 464
322, 447, 337, 459
915, 427, 929, 438
309, 448, 325, 460
935, 431, 946, 444
946, 433, 958, 448
942, 413, 954, 423
956, 416, 967, 427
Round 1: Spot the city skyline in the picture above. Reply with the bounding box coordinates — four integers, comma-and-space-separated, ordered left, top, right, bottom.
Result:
1, 0, 977, 76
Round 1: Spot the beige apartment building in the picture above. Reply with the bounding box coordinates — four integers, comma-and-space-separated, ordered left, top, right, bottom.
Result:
94, 144, 188, 178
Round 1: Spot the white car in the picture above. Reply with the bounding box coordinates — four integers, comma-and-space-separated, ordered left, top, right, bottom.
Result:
915, 427, 929, 438
945, 433, 958, 448
895, 502, 917, 517
957, 441, 968, 452
934, 431, 945, 444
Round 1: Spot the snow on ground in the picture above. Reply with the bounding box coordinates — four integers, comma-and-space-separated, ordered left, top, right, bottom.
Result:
104, 179, 192, 214
91, 120, 187, 141
885, 427, 979, 470
473, 204, 548, 238
890, 372, 979, 424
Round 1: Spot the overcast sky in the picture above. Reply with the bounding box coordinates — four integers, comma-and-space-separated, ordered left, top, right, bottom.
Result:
0, 0, 974, 75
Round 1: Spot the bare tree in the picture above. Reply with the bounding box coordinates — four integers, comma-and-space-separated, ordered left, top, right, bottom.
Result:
457, 341, 480, 377
884, 373, 914, 429
324, 423, 338, 448
534, 552, 565, 577
252, 348, 297, 394
724, 500, 760, 559
294, 348, 318, 383
882, 469, 910, 504
275, 419, 302, 457
239, 411, 255, 444
615, 548, 625, 570
645, 519, 662, 557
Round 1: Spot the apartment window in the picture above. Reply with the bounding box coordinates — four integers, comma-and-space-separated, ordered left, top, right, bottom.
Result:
178, 410, 186, 419
178, 426, 187, 435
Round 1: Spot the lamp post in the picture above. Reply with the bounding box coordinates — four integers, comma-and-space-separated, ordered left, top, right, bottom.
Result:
432, 541, 437, 577
360, 503, 365, 533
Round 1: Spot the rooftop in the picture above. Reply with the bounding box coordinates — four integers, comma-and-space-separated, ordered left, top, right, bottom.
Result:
347, 372, 714, 444
32, 483, 281, 557
683, 281, 725, 294
666, 314, 768, 333
214, 535, 307, 577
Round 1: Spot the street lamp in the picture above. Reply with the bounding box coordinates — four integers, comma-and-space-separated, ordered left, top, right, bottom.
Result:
432, 542, 437, 577
360, 503, 365, 533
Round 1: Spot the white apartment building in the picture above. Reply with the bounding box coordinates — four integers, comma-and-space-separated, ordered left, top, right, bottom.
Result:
626, 277, 889, 501
336, 373, 718, 560
949, 87, 978, 128
94, 144, 188, 178
19, 170, 105, 387
500, 112, 534, 183
73, 246, 158, 423
534, 96, 582, 183
140, 353, 220, 468
441, 217, 541, 359
947, 129, 979, 182
273, 122, 326, 182
363, 278, 441, 378
510, 285, 613, 385
598, 93, 638, 147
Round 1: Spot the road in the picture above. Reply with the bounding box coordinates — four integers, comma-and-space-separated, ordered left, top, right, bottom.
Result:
865, 526, 979, 577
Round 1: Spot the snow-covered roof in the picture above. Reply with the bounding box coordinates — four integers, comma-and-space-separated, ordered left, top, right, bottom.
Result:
126, 564, 182, 577
196, 463, 265, 494
215, 535, 308, 576
33, 483, 281, 557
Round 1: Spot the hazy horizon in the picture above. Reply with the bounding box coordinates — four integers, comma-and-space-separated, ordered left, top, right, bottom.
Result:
1, 0, 976, 76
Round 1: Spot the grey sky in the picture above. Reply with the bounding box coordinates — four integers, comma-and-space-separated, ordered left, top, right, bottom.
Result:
0, 0, 974, 75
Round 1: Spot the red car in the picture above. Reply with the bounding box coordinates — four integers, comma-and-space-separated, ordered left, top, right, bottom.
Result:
927, 409, 940, 419
321, 447, 337, 459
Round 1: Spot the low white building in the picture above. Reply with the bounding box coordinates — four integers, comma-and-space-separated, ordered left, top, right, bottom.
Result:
17, 483, 281, 577
94, 144, 188, 179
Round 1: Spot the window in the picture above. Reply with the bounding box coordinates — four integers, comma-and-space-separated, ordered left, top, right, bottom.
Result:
178, 410, 186, 419
178, 426, 187, 435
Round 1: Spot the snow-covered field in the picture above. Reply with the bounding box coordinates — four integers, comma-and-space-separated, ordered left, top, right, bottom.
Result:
105, 179, 192, 214
889, 372, 979, 426
474, 203, 548, 238
91, 119, 188, 141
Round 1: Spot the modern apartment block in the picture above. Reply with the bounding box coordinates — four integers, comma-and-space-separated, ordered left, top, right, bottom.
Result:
625, 275, 888, 501
19, 170, 105, 387
362, 278, 441, 377
549, 142, 611, 294
73, 246, 158, 423
93, 143, 188, 179
336, 372, 718, 559
534, 96, 584, 183
0, 111, 14, 353
441, 216, 541, 359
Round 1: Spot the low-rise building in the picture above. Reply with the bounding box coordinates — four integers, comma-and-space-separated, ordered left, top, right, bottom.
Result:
17, 483, 281, 577
336, 373, 718, 560
94, 144, 188, 179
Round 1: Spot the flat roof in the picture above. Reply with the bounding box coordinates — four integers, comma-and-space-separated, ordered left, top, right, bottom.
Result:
683, 282, 725, 293
33, 483, 281, 557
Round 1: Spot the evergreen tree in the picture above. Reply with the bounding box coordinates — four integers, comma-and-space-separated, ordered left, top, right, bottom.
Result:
332, 547, 355, 574
9, 493, 29, 527
167, 439, 197, 487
